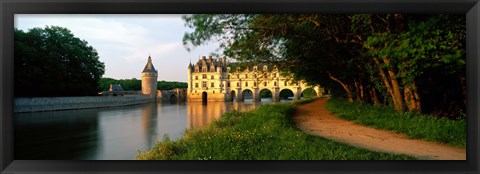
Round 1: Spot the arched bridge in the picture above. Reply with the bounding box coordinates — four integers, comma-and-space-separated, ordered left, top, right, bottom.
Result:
156, 88, 187, 102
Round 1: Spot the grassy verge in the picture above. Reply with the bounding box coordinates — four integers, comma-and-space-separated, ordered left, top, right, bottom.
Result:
137, 100, 416, 160
325, 98, 466, 147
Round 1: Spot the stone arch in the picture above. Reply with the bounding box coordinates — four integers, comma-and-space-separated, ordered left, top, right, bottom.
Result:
230, 90, 236, 102
169, 93, 178, 103
241, 89, 253, 101
259, 88, 273, 101
301, 87, 317, 98
279, 88, 294, 100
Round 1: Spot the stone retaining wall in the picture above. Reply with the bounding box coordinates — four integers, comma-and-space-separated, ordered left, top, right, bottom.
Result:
14, 95, 154, 113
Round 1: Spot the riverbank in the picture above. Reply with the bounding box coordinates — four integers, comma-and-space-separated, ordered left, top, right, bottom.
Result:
293, 98, 466, 160
136, 99, 416, 160
14, 95, 154, 113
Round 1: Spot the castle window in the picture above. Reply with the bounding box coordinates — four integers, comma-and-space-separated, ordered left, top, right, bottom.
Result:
237, 82, 240, 87
245, 74, 248, 78
284, 81, 287, 86
264, 82, 267, 86
227, 82, 230, 87
211, 83, 214, 87
237, 75, 239, 79
245, 82, 248, 87
254, 74, 257, 78
202, 74, 207, 79
274, 82, 277, 86
228, 75, 230, 79
211, 75, 214, 79
254, 82, 257, 87
202, 81, 207, 88
195, 76, 198, 80
195, 83, 198, 88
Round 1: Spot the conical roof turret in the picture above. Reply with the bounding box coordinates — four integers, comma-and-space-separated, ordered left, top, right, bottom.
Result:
142, 55, 157, 73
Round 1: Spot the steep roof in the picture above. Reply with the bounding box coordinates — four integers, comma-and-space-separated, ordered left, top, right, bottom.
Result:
142, 56, 157, 73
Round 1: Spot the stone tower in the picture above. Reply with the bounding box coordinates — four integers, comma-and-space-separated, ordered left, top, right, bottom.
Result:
141, 55, 158, 98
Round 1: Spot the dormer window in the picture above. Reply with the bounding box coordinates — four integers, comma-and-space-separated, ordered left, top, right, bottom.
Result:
263, 65, 268, 71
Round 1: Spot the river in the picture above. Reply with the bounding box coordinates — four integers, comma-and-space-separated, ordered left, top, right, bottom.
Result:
14, 99, 288, 160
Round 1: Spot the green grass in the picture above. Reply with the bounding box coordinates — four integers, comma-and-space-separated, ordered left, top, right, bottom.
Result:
137, 100, 417, 160
325, 98, 466, 147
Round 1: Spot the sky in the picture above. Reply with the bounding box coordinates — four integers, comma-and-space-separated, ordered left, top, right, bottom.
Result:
15, 14, 221, 82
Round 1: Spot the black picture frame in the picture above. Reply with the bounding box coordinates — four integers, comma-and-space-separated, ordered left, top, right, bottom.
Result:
1, 0, 479, 173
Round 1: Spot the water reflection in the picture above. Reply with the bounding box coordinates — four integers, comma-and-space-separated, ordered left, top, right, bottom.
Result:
187, 101, 261, 129
14, 99, 288, 160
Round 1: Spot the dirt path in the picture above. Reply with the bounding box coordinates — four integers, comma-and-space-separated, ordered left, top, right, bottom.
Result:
293, 98, 466, 160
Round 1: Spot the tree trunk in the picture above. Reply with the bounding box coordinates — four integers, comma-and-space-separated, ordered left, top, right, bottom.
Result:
370, 87, 381, 106
373, 57, 404, 111
382, 57, 404, 112
412, 81, 421, 111
354, 79, 361, 102
404, 82, 422, 112
327, 71, 354, 102
404, 85, 416, 111
359, 82, 365, 101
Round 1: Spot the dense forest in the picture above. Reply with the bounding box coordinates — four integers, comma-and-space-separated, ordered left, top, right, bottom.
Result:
98, 78, 187, 91
183, 14, 466, 119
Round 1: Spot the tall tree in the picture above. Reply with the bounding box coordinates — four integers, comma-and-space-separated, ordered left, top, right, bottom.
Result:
15, 26, 105, 97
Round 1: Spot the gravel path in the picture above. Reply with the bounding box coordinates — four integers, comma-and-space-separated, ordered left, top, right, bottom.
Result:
292, 98, 466, 160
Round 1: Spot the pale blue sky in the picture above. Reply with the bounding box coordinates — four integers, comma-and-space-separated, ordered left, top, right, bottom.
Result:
15, 14, 221, 82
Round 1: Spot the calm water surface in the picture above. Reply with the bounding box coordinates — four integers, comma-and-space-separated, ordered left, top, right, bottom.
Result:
14, 99, 288, 160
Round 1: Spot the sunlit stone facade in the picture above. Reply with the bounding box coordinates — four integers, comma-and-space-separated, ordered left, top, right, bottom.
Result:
187, 56, 324, 102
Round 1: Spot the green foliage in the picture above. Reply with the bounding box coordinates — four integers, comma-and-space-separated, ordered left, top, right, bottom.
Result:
98, 78, 141, 91
98, 78, 187, 91
157, 80, 188, 90
137, 103, 416, 160
15, 26, 105, 97
325, 98, 466, 147
301, 88, 317, 98
182, 14, 466, 118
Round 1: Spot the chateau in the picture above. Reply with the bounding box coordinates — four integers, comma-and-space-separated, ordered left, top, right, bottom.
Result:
187, 56, 324, 102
